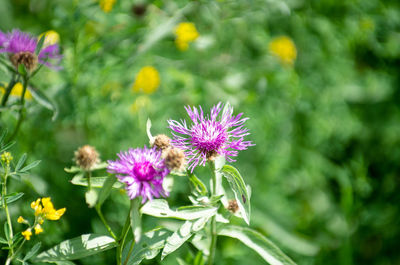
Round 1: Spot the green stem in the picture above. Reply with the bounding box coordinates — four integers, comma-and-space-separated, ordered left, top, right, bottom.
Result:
1, 74, 17, 108
208, 161, 217, 265
95, 206, 117, 240
87, 171, 92, 191
2, 166, 14, 254
117, 211, 131, 265
8, 75, 28, 142
123, 240, 135, 265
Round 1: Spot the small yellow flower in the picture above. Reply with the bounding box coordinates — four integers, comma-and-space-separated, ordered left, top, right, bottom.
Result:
34, 224, 43, 235
268, 36, 297, 65
22, 229, 32, 240
1, 152, 13, 165
132, 66, 160, 94
17, 216, 26, 224
99, 0, 116, 13
31, 197, 66, 221
174, 22, 199, 51
39, 30, 60, 46
0, 82, 33, 100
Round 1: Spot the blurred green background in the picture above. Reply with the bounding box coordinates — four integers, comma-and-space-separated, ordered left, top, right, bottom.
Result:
1, 0, 400, 264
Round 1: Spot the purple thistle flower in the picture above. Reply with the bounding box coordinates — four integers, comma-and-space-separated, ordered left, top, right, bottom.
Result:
168, 102, 254, 172
0, 29, 62, 70
107, 146, 170, 203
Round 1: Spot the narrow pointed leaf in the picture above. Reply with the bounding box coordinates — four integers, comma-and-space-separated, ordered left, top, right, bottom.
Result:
218, 225, 297, 265
97, 175, 116, 206
24, 242, 41, 261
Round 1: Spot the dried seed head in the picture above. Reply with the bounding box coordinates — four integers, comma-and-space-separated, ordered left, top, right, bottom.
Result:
227, 199, 239, 213
74, 145, 100, 170
153, 134, 171, 151
165, 148, 186, 171
10, 51, 38, 71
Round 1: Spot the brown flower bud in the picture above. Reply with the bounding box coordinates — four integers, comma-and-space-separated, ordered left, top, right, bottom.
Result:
74, 145, 100, 170
227, 199, 239, 213
153, 134, 171, 151
10, 52, 38, 71
164, 148, 185, 171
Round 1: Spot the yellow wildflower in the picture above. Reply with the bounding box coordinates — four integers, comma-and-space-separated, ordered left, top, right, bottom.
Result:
39, 30, 60, 46
174, 22, 199, 51
34, 224, 43, 235
268, 36, 297, 65
0, 82, 33, 100
132, 66, 160, 94
31, 197, 66, 221
1, 152, 13, 165
17, 216, 26, 224
99, 0, 116, 13
22, 229, 32, 240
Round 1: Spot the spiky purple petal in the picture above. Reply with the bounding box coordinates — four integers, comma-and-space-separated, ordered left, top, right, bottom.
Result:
107, 146, 170, 203
168, 102, 254, 171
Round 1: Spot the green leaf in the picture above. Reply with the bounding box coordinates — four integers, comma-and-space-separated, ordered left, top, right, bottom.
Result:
15, 153, 27, 171
33, 234, 117, 262
187, 170, 208, 196
65, 162, 108, 173
35, 34, 46, 55
27, 85, 58, 121
220, 165, 251, 225
70, 174, 123, 189
18, 64, 27, 76
0, 192, 24, 207
122, 228, 171, 265
19, 160, 41, 173
0, 236, 8, 244
161, 217, 210, 260
3, 222, 10, 243
218, 225, 297, 265
130, 198, 142, 243
0, 141, 15, 153
96, 175, 116, 207
85, 190, 98, 208
141, 199, 218, 220
24, 242, 41, 261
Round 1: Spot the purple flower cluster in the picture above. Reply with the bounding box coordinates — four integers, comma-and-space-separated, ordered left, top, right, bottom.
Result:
168, 102, 254, 171
107, 147, 169, 203
0, 29, 61, 70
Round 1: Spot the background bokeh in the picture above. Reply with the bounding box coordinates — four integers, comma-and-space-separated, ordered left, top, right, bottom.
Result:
1, 0, 400, 264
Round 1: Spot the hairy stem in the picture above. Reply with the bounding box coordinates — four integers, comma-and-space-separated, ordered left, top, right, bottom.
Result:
208, 161, 217, 265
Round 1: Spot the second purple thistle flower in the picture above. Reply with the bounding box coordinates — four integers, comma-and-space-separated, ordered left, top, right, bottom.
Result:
168, 102, 254, 172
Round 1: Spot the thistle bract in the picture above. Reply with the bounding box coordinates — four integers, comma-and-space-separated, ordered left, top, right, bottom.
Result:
168, 102, 254, 171
107, 146, 169, 203
0, 29, 62, 70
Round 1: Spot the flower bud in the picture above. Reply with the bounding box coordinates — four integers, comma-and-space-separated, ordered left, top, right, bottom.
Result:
10, 51, 38, 71
152, 134, 171, 151
164, 148, 185, 171
74, 145, 100, 170
227, 199, 239, 213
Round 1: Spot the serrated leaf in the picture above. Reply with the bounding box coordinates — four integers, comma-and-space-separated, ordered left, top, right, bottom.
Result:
19, 160, 41, 173
122, 228, 171, 265
0, 192, 24, 207
141, 199, 217, 220
218, 225, 297, 265
33, 234, 117, 262
15, 153, 27, 171
220, 165, 251, 225
70, 174, 123, 189
24, 242, 41, 261
161, 217, 210, 260
130, 198, 142, 243
96, 175, 116, 207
